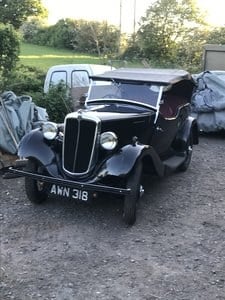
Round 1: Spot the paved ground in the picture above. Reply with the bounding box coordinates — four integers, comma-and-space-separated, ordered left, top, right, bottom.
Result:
0, 133, 225, 300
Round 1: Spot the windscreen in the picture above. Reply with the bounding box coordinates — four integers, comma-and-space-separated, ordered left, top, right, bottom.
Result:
87, 81, 161, 108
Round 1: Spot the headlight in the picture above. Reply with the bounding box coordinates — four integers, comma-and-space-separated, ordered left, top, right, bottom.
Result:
100, 131, 118, 150
42, 122, 58, 140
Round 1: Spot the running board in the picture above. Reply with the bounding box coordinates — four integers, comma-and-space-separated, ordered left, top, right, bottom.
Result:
163, 155, 186, 174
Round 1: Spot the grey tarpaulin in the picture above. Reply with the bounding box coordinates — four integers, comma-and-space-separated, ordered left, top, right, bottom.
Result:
0, 91, 48, 154
191, 71, 225, 132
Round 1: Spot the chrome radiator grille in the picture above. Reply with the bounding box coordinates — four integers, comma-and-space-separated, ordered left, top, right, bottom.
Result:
63, 115, 99, 175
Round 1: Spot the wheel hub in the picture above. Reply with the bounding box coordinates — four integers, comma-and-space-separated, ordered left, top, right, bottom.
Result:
140, 185, 144, 197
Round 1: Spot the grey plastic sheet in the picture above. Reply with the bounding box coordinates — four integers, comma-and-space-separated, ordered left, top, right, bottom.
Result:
191, 71, 225, 132
0, 91, 48, 154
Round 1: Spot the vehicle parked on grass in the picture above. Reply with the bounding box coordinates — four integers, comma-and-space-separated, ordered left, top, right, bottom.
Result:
8, 68, 199, 225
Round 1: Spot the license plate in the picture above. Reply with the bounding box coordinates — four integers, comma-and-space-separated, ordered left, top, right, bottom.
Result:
50, 184, 89, 201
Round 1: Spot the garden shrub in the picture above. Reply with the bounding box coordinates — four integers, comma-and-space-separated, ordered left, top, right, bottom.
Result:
36, 83, 73, 123
1, 65, 73, 123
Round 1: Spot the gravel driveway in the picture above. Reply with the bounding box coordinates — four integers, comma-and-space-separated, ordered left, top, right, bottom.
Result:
0, 133, 225, 300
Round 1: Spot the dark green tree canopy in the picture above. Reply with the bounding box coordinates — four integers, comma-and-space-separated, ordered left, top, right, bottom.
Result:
0, 23, 19, 77
0, 0, 47, 29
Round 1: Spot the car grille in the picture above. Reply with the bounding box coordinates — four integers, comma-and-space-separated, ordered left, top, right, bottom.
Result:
63, 114, 99, 175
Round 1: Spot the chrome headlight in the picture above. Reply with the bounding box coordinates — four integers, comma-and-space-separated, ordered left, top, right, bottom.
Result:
42, 122, 58, 140
100, 131, 118, 150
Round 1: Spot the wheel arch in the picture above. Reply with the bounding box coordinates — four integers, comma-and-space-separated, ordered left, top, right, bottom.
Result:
174, 116, 199, 150
97, 143, 164, 180
18, 130, 61, 178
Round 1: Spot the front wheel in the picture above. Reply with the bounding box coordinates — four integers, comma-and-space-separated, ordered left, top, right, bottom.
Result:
25, 159, 48, 204
123, 162, 143, 225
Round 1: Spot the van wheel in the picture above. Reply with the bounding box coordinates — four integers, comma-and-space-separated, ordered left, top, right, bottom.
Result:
25, 159, 47, 204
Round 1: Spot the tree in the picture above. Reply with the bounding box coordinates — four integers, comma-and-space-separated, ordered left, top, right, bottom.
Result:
45, 19, 76, 49
22, 18, 121, 58
20, 18, 46, 43
137, 0, 206, 63
88, 21, 120, 57
176, 27, 209, 72
0, 0, 47, 29
0, 0, 46, 81
0, 23, 19, 77
206, 26, 225, 45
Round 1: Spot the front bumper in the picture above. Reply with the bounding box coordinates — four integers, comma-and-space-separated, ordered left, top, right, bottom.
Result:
7, 167, 131, 196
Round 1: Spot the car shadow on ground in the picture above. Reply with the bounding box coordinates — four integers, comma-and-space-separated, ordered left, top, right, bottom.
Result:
199, 130, 225, 139
39, 173, 179, 228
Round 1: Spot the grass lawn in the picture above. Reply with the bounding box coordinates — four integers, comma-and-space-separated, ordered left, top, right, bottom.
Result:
19, 43, 105, 71
19, 43, 144, 71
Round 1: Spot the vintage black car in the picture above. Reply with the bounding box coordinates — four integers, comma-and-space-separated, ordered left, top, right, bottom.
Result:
9, 68, 199, 225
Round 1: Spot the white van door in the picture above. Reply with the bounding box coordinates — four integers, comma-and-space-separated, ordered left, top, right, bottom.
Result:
50, 70, 67, 87
71, 70, 90, 88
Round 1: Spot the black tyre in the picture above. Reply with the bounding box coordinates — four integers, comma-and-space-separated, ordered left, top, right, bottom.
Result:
123, 162, 143, 225
25, 159, 47, 204
178, 131, 193, 172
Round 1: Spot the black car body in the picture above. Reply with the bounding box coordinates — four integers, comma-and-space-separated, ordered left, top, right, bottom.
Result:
9, 68, 198, 225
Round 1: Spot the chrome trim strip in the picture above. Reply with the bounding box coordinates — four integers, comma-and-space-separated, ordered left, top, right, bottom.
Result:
162, 103, 190, 120
154, 86, 164, 124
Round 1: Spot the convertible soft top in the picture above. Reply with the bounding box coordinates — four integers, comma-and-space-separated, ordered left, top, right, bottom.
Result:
90, 68, 192, 85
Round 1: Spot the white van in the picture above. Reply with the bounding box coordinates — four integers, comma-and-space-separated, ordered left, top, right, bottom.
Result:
44, 64, 114, 93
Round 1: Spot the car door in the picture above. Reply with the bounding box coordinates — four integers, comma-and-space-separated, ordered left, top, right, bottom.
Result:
150, 114, 179, 155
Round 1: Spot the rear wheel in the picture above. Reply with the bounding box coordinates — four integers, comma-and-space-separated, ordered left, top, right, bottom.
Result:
123, 162, 143, 225
25, 159, 47, 204
178, 131, 193, 172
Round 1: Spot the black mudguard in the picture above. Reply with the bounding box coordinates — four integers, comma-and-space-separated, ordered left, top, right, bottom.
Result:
176, 116, 199, 149
18, 129, 60, 177
96, 143, 165, 180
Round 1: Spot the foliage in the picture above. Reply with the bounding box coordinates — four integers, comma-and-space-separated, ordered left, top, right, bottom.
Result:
0, 0, 47, 29
120, 35, 143, 61
136, 0, 206, 63
206, 27, 225, 45
23, 19, 76, 49
22, 18, 120, 58
176, 28, 209, 72
46, 19, 76, 49
0, 23, 20, 77
36, 83, 73, 123
0, 64, 45, 98
0, 64, 72, 123
20, 18, 45, 43
0, 0, 47, 88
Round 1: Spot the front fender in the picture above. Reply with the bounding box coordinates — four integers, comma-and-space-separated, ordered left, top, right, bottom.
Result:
97, 143, 164, 179
18, 129, 60, 177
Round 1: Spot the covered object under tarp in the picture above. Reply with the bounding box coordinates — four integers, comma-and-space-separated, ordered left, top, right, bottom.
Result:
191, 71, 225, 132
0, 91, 48, 155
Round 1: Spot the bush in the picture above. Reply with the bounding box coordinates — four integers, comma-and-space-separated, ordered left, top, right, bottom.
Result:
36, 83, 73, 123
0, 23, 20, 77
1, 65, 73, 123
1, 64, 45, 99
